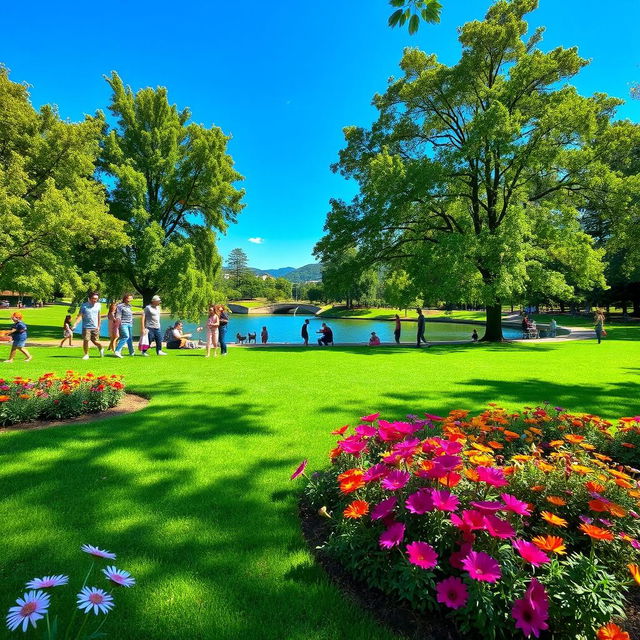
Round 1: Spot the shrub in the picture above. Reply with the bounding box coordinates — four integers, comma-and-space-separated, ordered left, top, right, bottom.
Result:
0, 372, 125, 426
296, 406, 640, 639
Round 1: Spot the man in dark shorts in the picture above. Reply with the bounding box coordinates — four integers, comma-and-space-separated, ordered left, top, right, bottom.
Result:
73, 292, 104, 360
416, 308, 428, 347
317, 322, 333, 346
301, 319, 310, 346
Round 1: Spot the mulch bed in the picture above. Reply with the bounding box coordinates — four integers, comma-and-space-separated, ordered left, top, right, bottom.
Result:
299, 498, 640, 639
0, 393, 149, 433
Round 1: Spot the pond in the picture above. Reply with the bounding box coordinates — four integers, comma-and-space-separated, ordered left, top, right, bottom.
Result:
99, 313, 524, 344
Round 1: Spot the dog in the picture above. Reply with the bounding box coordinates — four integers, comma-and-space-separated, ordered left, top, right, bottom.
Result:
247, 332, 257, 344
236, 332, 247, 345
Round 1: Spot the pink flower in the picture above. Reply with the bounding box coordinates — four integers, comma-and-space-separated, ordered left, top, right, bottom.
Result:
449, 542, 473, 570
512, 540, 550, 567
379, 522, 406, 549
424, 413, 444, 421
470, 500, 503, 513
77, 587, 115, 615
436, 576, 468, 609
483, 514, 516, 539
290, 460, 308, 480
381, 469, 411, 491
360, 412, 380, 422
437, 439, 463, 455
512, 578, 549, 638
371, 496, 398, 520
6, 590, 50, 632
406, 541, 438, 569
391, 438, 421, 460
355, 424, 377, 437
338, 436, 368, 455
362, 463, 388, 483
377, 420, 406, 442
451, 509, 485, 533
462, 551, 501, 583
476, 466, 509, 487
405, 489, 434, 514
102, 565, 135, 587
81, 544, 116, 560
501, 493, 532, 516
431, 489, 459, 512
25, 575, 68, 589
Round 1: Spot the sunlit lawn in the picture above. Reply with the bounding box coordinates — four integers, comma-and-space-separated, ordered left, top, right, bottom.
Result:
0, 321, 639, 639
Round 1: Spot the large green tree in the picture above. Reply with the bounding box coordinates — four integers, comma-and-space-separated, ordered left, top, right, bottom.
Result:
99, 72, 244, 316
227, 248, 249, 287
316, 0, 616, 340
0, 66, 126, 297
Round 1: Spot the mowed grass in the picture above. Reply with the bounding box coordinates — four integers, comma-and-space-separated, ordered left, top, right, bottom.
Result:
0, 330, 639, 640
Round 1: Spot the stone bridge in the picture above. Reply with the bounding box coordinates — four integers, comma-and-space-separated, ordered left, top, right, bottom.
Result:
227, 303, 321, 315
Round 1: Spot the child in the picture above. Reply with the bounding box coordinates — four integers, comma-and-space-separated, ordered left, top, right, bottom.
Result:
472, 329, 479, 343
60, 314, 73, 347
261, 326, 268, 344
369, 331, 381, 346
5, 312, 32, 363
205, 305, 219, 357
107, 302, 120, 352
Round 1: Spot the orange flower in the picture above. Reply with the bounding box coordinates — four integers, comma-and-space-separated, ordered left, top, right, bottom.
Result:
343, 500, 369, 519
628, 564, 640, 586
579, 442, 596, 451
463, 468, 480, 482
546, 496, 566, 506
512, 455, 534, 462
588, 499, 610, 513
571, 464, 594, 475
540, 511, 568, 527
471, 442, 493, 453
487, 440, 503, 449
528, 427, 543, 436
606, 503, 627, 518
621, 443, 636, 449
565, 434, 585, 444
530, 485, 545, 492
438, 472, 461, 488
331, 425, 349, 435
597, 623, 630, 640
593, 453, 612, 462
615, 478, 633, 489
337, 469, 365, 494
536, 461, 554, 473
579, 523, 614, 541
329, 447, 341, 461
18, 394, 29, 399
504, 430, 520, 440
532, 535, 566, 555
586, 481, 605, 493
0, 395, 9, 402
549, 440, 565, 448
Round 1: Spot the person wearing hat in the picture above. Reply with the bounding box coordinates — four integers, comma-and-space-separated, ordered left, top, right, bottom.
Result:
141, 295, 167, 356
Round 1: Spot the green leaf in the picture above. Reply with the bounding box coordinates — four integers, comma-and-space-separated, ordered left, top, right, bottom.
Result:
408, 14, 420, 34
388, 9, 404, 28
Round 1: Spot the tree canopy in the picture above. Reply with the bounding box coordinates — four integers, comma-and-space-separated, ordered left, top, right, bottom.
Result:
98, 72, 244, 316
316, 0, 624, 339
388, 0, 442, 34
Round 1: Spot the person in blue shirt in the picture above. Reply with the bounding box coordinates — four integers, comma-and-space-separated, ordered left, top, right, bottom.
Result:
4, 312, 32, 363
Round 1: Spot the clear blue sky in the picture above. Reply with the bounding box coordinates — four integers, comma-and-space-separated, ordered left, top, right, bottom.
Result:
4, 0, 639, 269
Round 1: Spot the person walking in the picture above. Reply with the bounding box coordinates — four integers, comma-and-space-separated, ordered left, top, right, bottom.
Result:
141, 295, 167, 356
73, 292, 104, 360
4, 312, 32, 362
107, 302, 120, 352
217, 305, 229, 355
317, 322, 333, 346
416, 308, 428, 347
301, 319, 310, 346
114, 293, 135, 358
205, 305, 219, 358
261, 326, 268, 344
394, 314, 401, 344
59, 314, 73, 347
594, 310, 606, 344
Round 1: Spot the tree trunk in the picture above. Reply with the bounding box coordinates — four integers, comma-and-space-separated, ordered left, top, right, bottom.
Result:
560, 301, 565, 313
621, 301, 628, 316
482, 303, 504, 342
141, 289, 154, 307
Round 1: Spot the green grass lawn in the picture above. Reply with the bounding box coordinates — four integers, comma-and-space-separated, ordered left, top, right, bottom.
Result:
0, 323, 639, 639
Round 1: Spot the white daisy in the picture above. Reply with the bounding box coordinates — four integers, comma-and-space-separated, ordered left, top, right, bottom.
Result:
80, 544, 116, 560
77, 587, 115, 615
6, 590, 50, 632
102, 566, 136, 588
25, 574, 69, 589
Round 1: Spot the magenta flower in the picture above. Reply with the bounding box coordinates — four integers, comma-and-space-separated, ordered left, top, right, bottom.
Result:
362, 463, 388, 483
25, 575, 68, 589
102, 565, 136, 588
451, 509, 485, 532
437, 439, 463, 455
512, 540, 550, 567
579, 515, 593, 524
81, 544, 116, 560
431, 489, 460, 512
394, 421, 423, 436
338, 436, 368, 455
6, 590, 50, 632
483, 514, 516, 539
424, 413, 444, 421
433, 454, 462, 471
598, 518, 613, 527
501, 493, 532, 516
406, 541, 438, 570
371, 496, 398, 520
354, 424, 377, 438
476, 466, 509, 487
462, 551, 501, 583
449, 542, 473, 570
392, 438, 421, 459
290, 459, 308, 480
360, 412, 380, 422
512, 578, 549, 638
470, 500, 503, 513
381, 469, 411, 491
379, 522, 406, 549
77, 587, 115, 615
377, 420, 405, 442
436, 576, 468, 609
405, 489, 434, 514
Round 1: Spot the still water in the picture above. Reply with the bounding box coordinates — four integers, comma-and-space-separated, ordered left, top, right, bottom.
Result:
100, 313, 522, 344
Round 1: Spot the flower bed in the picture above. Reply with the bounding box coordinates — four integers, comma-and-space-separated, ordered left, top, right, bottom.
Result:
0, 372, 125, 426
296, 406, 640, 639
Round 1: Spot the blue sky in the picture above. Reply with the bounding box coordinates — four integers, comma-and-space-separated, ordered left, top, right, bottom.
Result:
4, 0, 639, 269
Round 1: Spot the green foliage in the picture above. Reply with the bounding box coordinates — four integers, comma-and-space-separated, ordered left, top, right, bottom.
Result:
98, 72, 244, 318
388, 1, 442, 34
0, 66, 127, 298
227, 248, 250, 287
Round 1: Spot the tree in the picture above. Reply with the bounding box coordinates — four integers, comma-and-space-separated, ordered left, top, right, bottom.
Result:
383, 269, 422, 315
388, 0, 442, 35
316, 0, 615, 340
322, 247, 379, 307
227, 248, 249, 287
0, 66, 126, 297
98, 72, 244, 316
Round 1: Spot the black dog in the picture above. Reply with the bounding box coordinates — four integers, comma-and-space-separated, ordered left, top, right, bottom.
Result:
236, 332, 247, 345
247, 332, 257, 344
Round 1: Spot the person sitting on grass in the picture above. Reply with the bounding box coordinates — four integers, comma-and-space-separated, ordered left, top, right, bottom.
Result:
369, 331, 381, 346
4, 312, 32, 363
166, 321, 197, 349
317, 322, 333, 346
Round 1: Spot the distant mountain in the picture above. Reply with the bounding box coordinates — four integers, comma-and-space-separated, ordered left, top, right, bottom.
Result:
284, 263, 322, 283
249, 267, 296, 278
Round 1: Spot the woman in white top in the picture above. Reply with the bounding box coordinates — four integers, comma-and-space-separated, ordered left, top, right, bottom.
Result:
205, 305, 219, 358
